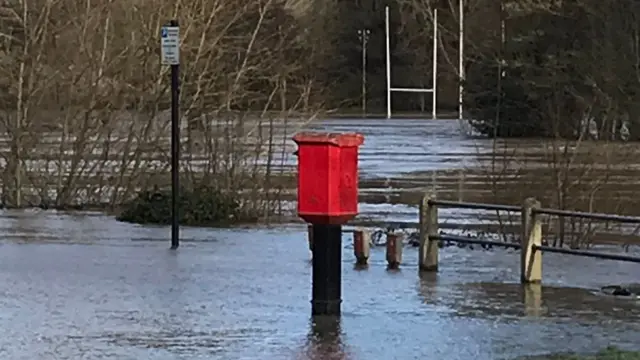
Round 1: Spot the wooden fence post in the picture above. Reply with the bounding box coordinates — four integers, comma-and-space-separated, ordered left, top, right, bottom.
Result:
419, 192, 438, 271
386, 232, 403, 269
521, 198, 542, 283
353, 229, 371, 265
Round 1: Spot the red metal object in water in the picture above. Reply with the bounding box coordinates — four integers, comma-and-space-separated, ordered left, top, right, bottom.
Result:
292, 132, 364, 225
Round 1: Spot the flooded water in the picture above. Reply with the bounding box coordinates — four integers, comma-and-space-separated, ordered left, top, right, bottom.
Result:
292, 118, 483, 176
3, 118, 640, 359
1, 210, 639, 360
11, 117, 640, 217
276, 118, 519, 224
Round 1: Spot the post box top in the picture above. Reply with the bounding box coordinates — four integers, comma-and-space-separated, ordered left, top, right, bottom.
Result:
292, 132, 364, 147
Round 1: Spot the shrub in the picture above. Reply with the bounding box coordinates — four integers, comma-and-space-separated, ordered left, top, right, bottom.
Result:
116, 185, 254, 227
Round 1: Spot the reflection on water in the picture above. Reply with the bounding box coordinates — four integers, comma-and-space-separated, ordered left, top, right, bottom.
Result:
418, 276, 640, 322
299, 317, 350, 360
523, 284, 543, 317
418, 274, 546, 318
417, 271, 440, 306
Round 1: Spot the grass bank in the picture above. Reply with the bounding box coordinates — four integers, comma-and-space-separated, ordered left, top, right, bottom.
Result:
518, 347, 640, 360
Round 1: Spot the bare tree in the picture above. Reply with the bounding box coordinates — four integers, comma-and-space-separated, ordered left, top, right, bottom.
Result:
0, 0, 323, 222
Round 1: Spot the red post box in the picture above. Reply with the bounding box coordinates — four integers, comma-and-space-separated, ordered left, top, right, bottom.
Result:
292, 132, 364, 225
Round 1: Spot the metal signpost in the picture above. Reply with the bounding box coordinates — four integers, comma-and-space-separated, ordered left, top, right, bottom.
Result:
161, 20, 180, 249
357, 29, 370, 118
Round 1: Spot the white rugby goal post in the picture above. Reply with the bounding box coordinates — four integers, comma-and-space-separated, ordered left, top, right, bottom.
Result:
385, 6, 438, 119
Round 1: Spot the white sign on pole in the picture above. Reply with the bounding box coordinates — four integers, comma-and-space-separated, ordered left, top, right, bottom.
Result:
161, 26, 180, 65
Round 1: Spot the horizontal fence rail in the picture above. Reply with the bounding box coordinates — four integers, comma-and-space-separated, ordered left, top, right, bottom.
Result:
428, 199, 521, 212
534, 208, 640, 224
431, 234, 521, 250
344, 221, 418, 231
534, 244, 640, 263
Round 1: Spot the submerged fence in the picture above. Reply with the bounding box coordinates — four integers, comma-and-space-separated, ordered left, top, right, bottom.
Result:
312, 194, 640, 282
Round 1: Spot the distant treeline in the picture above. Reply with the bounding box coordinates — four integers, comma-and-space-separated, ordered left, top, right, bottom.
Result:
304, 0, 640, 139
2, 0, 640, 139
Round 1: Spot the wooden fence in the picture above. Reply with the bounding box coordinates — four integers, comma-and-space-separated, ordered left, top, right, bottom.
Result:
326, 194, 640, 282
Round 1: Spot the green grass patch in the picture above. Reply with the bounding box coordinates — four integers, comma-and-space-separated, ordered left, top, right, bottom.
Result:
518, 347, 640, 360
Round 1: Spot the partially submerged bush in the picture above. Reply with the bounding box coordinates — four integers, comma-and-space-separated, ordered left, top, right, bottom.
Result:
116, 185, 255, 227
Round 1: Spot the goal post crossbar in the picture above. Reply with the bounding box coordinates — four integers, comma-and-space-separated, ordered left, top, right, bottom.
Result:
390, 88, 434, 93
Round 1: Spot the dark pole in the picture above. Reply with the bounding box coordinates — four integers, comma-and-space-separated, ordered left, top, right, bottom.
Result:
357, 29, 369, 118
311, 224, 342, 316
170, 19, 180, 250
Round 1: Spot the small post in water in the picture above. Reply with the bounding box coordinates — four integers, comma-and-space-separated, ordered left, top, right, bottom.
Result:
353, 229, 371, 266
386, 232, 403, 269
161, 20, 181, 249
